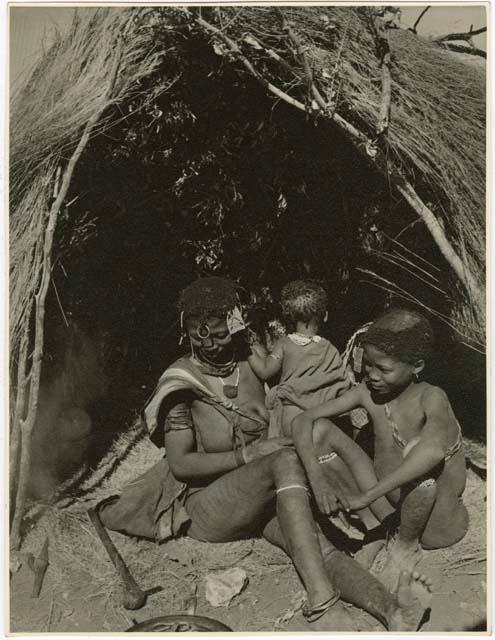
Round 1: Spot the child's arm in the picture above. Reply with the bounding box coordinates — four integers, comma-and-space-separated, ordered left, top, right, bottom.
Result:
349, 387, 450, 509
248, 338, 284, 381
292, 383, 365, 431
291, 385, 364, 514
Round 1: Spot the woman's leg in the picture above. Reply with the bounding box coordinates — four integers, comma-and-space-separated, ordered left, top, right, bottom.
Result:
262, 515, 432, 631
185, 448, 336, 607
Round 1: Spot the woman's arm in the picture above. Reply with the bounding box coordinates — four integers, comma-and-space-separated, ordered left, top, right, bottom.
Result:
248, 338, 283, 381
353, 387, 449, 507
165, 428, 241, 482
163, 395, 291, 483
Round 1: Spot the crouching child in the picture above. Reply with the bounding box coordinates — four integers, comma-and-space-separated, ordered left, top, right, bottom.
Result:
291, 308, 468, 588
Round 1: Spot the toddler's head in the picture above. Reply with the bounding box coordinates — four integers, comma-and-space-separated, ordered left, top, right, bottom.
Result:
281, 280, 328, 332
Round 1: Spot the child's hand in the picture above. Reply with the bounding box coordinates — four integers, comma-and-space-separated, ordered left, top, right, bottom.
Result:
345, 492, 372, 512
310, 473, 349, 516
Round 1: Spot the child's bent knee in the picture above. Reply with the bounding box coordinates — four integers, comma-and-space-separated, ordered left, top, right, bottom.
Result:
313, 418, 344, 450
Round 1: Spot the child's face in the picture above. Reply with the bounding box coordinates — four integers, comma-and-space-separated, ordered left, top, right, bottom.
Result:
363, 344, 420, 396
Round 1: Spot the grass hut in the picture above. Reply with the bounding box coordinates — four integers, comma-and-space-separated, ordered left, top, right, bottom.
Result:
10, 6, 486, 545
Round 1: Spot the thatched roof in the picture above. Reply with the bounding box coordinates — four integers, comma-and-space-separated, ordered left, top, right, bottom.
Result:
10, 6, 486, 358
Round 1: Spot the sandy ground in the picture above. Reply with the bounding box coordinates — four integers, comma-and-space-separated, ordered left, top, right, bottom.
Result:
10, 458, 486, 634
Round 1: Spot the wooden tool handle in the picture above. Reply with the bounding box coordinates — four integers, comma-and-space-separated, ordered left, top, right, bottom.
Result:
87, 507, 146, 610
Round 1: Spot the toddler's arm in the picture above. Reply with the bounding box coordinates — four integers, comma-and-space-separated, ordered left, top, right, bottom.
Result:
248, 338, 284, 381
353, 387, 450, 507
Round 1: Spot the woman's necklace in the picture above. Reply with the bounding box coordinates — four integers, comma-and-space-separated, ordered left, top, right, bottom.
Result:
191, 345, 237, 377
219, 366, 240, 399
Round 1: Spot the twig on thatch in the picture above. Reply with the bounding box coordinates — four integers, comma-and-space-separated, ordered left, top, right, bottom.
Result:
377, 36, 391, 135
368, 249, 446, 294
395, 180, 481, 302
210, 12, 482, 306
409, 7, 430, 35
432, 25, 487, 44
432, 25, 487, 58
51, 277, 69, 328
366, 9, 392, 135
439, 43, 487, 59
276, 9, 314, 107
10, 37, 124, 553
384, 232, 441, 272
357, 268, 485, 352
195, 12, 308, 113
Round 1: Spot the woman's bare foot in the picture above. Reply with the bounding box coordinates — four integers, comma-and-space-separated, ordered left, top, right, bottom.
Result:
387, 570, 433, 631
303, 600, 360, 632
373, 538, 422, 591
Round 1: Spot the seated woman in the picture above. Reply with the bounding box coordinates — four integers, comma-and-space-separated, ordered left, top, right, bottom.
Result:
98, 279, 433, 631
291, 308, 468, 590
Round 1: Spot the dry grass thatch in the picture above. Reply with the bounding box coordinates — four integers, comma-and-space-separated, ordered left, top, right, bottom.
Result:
10, 7, 166, 348
9, 5, 485, 362
216, 7, 485, 342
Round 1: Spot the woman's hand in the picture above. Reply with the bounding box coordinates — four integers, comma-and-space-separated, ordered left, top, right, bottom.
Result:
243, 437, 293, 463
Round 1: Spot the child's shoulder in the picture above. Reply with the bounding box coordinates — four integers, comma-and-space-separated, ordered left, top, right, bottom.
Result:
417, 382, 451, 408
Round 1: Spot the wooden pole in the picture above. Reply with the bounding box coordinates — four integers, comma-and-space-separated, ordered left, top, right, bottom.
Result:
10, 41, 122, 552
9, 299, 33, 519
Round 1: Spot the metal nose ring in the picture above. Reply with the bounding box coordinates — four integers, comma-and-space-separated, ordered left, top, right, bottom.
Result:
197, 323, 210, 340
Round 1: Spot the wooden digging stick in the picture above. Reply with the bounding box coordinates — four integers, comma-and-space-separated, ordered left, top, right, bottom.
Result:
87, 508, 146, 610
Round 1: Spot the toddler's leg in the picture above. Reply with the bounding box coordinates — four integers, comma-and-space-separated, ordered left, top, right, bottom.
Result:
313, 418, 394, 523
281, 404, 303, 438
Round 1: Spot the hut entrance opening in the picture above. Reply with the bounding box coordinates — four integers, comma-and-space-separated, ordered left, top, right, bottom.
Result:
28, 32, 484, 497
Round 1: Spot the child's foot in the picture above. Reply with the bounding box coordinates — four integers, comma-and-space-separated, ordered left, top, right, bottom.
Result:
355, 539, 386, 570
388, 570, 433, 631
372, 538, 422, 591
